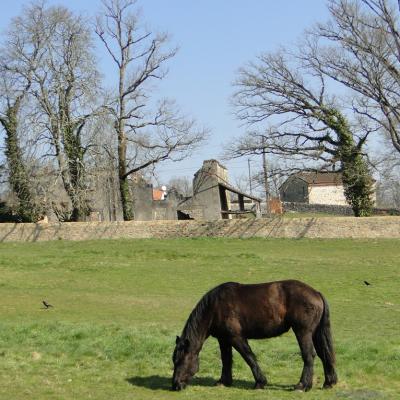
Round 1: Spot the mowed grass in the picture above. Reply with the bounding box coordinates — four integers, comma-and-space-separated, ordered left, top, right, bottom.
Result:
0, 237, 399, 400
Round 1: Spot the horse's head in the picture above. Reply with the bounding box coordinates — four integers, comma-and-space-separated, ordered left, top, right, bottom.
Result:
172, 336, 199, 391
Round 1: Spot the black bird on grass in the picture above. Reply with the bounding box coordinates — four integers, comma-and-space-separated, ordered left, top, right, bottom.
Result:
363, 281, 371, 286
42, 300, 53, 309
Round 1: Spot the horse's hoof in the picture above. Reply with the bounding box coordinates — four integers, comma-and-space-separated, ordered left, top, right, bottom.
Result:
215, 380, 232, 387
294, 383, 312, 392
294, 383, 304, 392
323, 382, 335, 389
254, 382, 266, 389
323, 377, 337, 389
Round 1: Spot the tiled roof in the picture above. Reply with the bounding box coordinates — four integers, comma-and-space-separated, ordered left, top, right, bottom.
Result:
296, 172, 343, 186
152, 189, 164, 201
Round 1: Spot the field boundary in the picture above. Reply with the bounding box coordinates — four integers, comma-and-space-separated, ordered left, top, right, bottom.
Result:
0, 216, 399, 242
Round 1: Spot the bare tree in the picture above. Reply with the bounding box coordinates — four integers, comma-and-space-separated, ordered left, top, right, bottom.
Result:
31, 5, 102, 221
374, 140, 400, 207
167, 176, 192, 197
230, 48, 375, 216
246, 158, 288, 200
232, 173, 251, 195
376, 161, 400, 208
313, 0, 400, 154
0, 3, 45, 221
96, 0, 207, 220
84, 114, 121, 221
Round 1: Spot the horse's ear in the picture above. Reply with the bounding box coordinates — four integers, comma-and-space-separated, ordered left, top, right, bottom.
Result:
176, 336, 180, 344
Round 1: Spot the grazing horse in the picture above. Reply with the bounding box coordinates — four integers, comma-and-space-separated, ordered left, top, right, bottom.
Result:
172, 280, 337, 392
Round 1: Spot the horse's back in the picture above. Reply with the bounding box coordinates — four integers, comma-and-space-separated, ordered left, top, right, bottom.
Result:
209, 280, 324, 339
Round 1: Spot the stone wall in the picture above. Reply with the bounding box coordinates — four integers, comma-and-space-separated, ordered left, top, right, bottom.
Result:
0, 216, 399, 242
283, 202, 355, 215
283, 202, 400, 216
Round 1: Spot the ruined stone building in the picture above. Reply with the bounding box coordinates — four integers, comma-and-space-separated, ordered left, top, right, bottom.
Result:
132, 159, 261, 221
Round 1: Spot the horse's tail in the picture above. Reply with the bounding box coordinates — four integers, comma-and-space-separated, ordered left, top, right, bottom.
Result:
313, 294, 338, 388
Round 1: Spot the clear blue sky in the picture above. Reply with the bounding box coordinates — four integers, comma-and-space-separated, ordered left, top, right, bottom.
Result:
1, 1, 330, 188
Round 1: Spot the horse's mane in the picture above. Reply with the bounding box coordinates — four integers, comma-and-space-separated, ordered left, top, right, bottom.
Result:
181, 284, 227, 345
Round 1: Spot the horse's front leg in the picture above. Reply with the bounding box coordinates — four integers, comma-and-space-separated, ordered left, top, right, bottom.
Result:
294, 331, 316, 392
216, 338, 233, 387
231, 336, 267, 389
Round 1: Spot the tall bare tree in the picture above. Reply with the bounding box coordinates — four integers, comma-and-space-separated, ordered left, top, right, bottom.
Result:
230, 48, 375, 216
96, 0, 207, 220
0, 3, 45, 221
313, 0, 400, 155
31, 5, 102, 221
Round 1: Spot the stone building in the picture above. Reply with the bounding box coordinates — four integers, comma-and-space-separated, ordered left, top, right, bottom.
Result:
280, 172, 348, 206
177, 160, 261, 220
130, 159, 261, 221
131, 177, 184, 221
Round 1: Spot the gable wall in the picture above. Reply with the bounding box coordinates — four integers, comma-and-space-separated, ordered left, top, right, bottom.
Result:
280, 177, 308, 202
308, 185, 347, 206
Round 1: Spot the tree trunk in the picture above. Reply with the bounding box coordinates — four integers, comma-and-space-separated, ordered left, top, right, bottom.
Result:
118, 128, 134, 220
262, 137, 270, 215
340, 147, 374, 217
2, 106, 41, 222
324, 110, 374, 217
63, 124, 89, 222
119, 175, 134, 221
117, 62, 134, 221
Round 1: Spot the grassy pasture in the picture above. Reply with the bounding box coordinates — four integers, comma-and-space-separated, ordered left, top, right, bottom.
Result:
0, 237, 399, 399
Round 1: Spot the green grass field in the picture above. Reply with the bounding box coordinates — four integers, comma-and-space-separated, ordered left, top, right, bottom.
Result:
0, 238, 399, 399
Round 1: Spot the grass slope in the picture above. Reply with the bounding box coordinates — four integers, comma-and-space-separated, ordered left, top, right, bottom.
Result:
0, 238, 399, 399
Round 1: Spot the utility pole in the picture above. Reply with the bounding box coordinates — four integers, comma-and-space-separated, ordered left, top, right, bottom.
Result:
262, 136, 270, 216
247, 158, 252, 195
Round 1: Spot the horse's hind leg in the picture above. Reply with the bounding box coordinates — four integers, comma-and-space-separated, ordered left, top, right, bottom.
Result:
216, 338, 233, 387
231, 336, 267, 389
313, 331, 337, 388
294, 331, 316, 391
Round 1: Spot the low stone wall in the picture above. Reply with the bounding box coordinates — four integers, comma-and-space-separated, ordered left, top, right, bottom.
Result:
283, 202, 354, 215
283, 202, 400, 216
0, 216, 399, 242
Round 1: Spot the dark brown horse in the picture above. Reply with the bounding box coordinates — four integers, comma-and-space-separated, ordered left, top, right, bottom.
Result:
172, 280, 337, 392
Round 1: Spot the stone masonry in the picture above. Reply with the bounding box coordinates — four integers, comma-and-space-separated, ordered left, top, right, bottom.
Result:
0, 216, 399, 242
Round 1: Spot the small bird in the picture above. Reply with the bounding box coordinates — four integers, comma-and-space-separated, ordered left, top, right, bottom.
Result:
363, 281, 371, 286
42, 300, 53, 309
